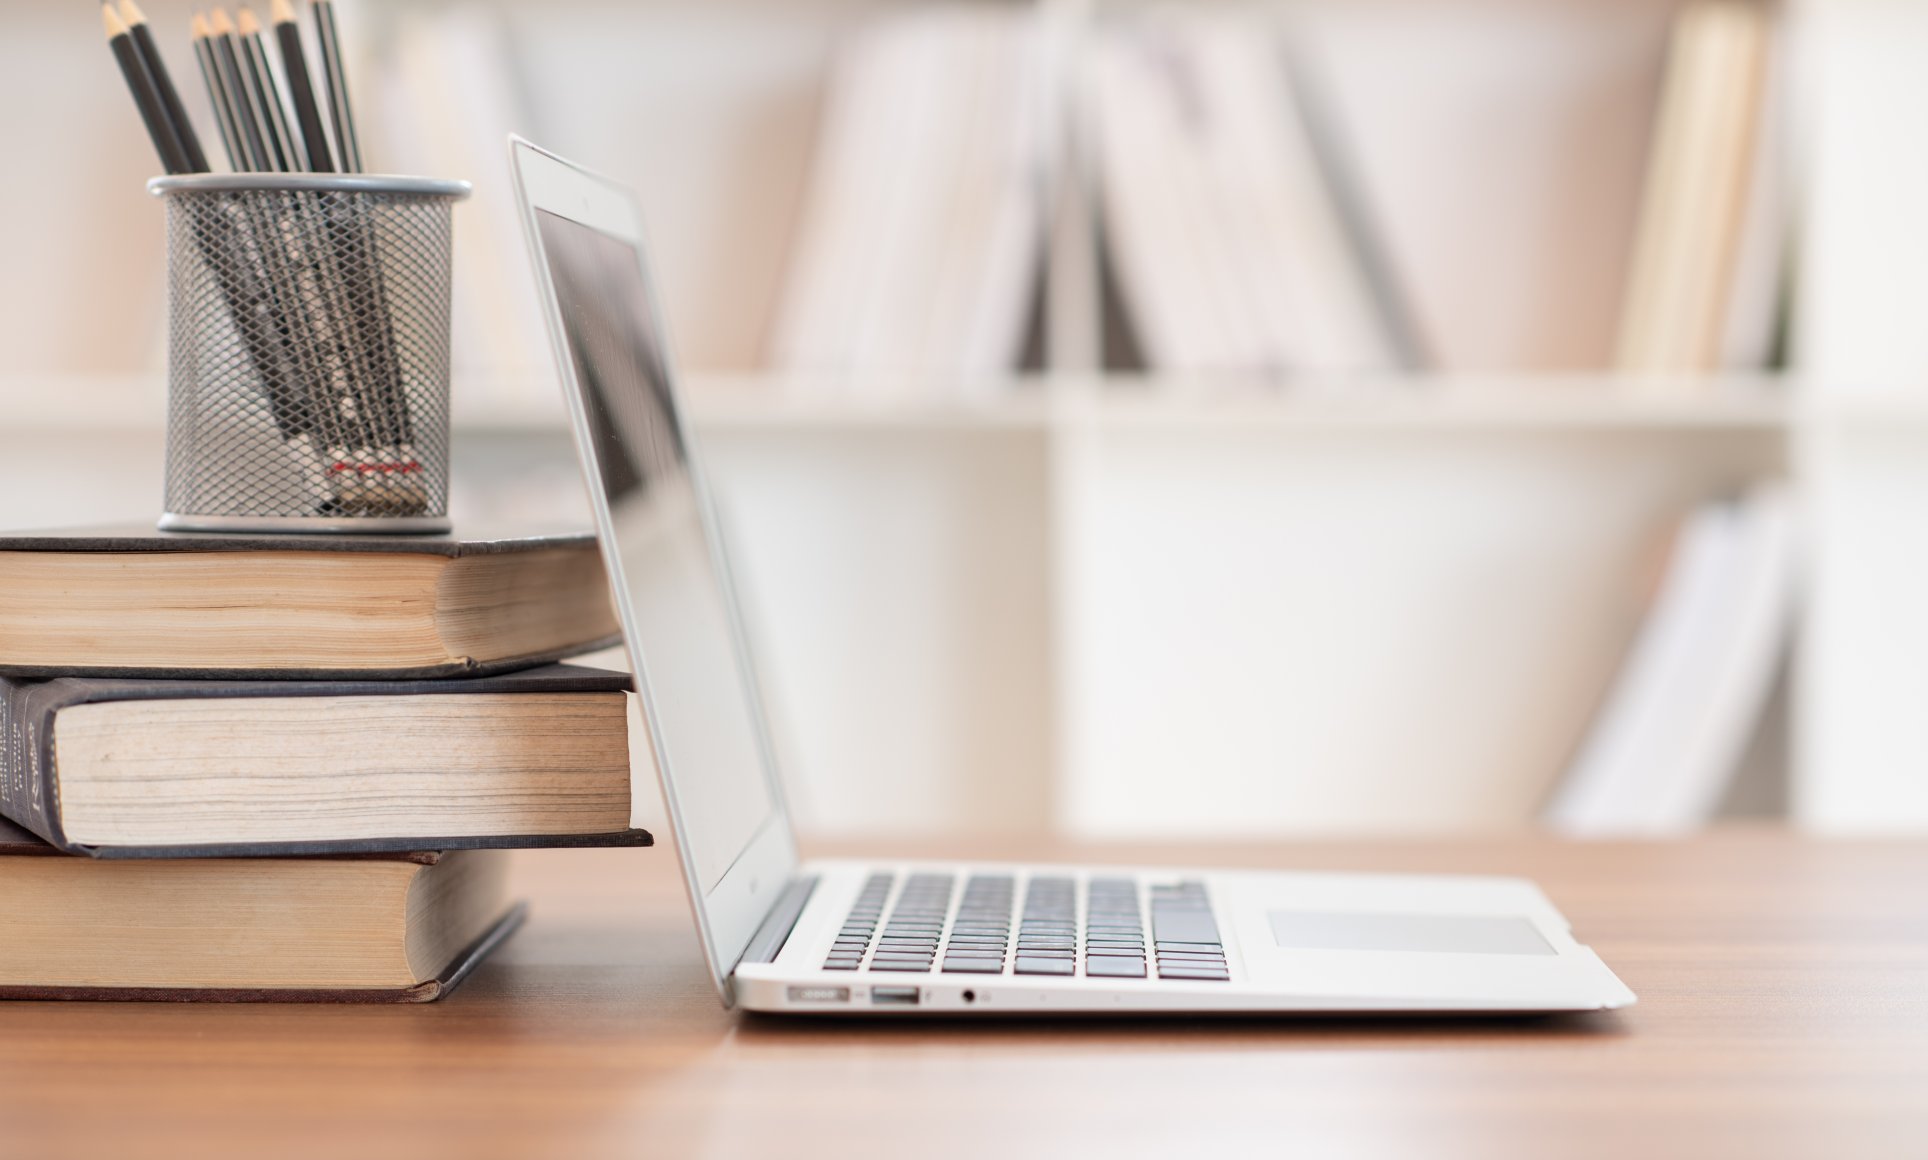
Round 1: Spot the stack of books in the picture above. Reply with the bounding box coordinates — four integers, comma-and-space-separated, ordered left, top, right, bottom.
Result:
0, 524, 647, 1002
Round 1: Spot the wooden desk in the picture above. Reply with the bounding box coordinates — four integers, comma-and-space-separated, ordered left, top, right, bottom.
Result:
2, 830, 1924, 1158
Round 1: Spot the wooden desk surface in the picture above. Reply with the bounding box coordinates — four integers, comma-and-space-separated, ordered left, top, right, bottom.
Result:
3, 830, 1925, 1159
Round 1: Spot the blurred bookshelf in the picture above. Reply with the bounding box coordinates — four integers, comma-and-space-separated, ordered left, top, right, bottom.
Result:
11, 0, 1926, 838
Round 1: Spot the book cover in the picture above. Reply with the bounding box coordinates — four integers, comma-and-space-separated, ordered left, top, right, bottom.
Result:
0, 522, 600, 556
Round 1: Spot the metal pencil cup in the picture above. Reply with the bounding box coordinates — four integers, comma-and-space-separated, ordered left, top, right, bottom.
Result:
150, 174, 472, 533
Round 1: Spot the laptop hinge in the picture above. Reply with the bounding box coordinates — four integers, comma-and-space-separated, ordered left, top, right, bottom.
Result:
740, 874, 820, 965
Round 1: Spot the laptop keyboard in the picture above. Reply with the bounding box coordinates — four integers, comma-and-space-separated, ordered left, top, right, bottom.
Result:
820, 872, 1229, 981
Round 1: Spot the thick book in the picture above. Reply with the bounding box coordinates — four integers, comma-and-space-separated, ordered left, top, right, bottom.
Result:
0, 664, 651, 858
0, 818, 521, 1002
0, 524, 620, 679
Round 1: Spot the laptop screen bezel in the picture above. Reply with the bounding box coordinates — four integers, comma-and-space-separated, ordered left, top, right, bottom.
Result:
509, 136, 799, 1005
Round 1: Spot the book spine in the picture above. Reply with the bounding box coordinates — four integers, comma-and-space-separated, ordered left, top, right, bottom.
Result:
0, 678, 66, 849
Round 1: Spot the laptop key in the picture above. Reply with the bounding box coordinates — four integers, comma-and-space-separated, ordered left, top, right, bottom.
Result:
1151, 910, 1222, 946
1085, 958, 1147, 978
942, 959, 1005, 974
1149, 955, 1226, 975
1013, 956, 1076, 976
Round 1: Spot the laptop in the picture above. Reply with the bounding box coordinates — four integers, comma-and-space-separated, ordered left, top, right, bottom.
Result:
509, 137, 1636, 1015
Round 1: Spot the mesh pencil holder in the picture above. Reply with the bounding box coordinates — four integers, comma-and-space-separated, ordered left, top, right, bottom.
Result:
149, 173, 472, 533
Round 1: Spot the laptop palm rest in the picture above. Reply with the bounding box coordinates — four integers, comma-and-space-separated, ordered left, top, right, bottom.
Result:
1266, 912, 1556, 956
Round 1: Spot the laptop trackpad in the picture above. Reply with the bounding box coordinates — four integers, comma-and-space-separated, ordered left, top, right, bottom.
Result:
1267, 911, 1555, 956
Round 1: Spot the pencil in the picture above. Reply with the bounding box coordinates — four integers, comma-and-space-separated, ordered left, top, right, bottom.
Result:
103, 4, 192, 175
208, 8, 270, 171
191, 13, 243, 171
118, 0, 208, 174
312, 0, 360, 172
236, 6, 297, 171
269, 0, 333, 172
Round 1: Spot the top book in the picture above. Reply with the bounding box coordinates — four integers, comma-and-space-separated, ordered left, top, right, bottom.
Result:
0, 524, 619, 679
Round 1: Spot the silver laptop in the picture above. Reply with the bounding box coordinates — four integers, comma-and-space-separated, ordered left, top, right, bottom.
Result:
509, 138, 1636, 1015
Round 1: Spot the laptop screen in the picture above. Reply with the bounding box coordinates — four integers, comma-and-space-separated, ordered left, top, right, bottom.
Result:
533, 207, 778, 893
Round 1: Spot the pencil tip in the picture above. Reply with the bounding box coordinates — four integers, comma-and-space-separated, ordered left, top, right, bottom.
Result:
118, 0, 146, 27
236, 6, 259, 35
209, 7, 234, 34
102, 3, 128, 39
191, 11, 210, 38
270, 0, 295, 25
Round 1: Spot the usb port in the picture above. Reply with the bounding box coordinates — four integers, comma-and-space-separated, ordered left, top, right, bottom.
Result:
870, 985, 921, 1006
787, 986, 850, 1003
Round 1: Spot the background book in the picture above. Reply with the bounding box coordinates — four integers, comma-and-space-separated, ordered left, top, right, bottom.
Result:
764, 3, 1053, 396
1613, 0, 1784, 380
1544, 483, 1796, 836
1088, 5, 1409, 380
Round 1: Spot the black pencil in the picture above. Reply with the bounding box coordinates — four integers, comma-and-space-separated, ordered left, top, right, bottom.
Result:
118, 0, 208, 174
269, 0, 333, 173
103, 3, 192, 175
236, 6, 297, 171
312, 0, 360, 172
208, 8, 270, 171
191, 12, 243, 171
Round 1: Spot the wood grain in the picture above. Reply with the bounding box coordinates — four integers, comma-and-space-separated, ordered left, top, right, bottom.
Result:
1, 827, 1924, 1159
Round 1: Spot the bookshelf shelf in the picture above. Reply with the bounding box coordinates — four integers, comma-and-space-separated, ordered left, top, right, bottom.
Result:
1801, 397, 1928, 430
0, 374, 1793, 435
1068, 374, 1790, 432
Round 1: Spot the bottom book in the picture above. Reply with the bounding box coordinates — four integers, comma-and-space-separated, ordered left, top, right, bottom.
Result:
0, 819, 521, 1002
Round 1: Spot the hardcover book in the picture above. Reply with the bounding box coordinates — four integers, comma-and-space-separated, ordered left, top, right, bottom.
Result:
0, 664, 650, 858
0, 524, 620, 679
0, 818, 522, 1002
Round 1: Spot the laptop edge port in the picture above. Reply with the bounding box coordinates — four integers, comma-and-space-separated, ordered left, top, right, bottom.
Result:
870, 985, 921, 1006
786, 985, 851, 1003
